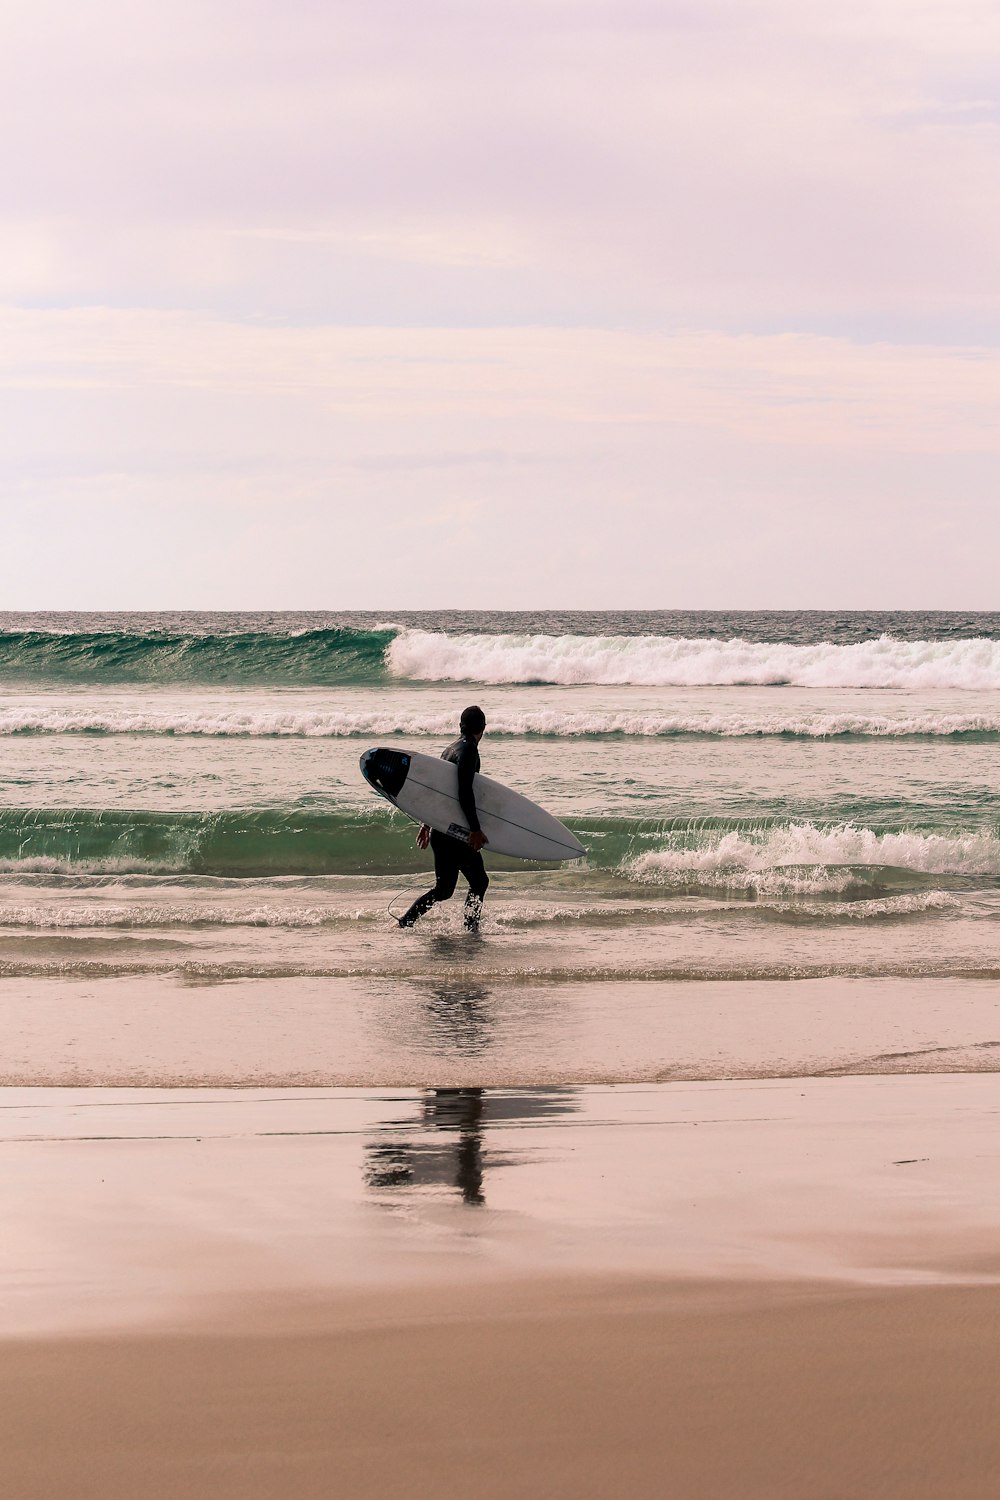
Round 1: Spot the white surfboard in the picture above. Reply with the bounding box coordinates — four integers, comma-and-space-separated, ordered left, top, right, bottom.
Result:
360, 747, 585, 862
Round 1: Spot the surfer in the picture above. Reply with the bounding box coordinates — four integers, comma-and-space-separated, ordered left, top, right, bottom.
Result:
398, 705, 489, 931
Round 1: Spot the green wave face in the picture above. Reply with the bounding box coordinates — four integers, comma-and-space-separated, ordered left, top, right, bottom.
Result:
0, 628, 396, 684
0, 807, 417, 876
0, 807, 595, 877
3, 808, 1000, 889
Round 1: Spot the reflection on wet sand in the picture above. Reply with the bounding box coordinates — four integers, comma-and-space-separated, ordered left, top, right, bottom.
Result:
365, 979, 579, 1206
364, 1086, 578, 1200
364, 1086, 579, 1206
365, 1088, 487, 1204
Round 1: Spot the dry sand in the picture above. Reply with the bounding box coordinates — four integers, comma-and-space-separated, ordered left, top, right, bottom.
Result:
3, 1277, 1000, 1500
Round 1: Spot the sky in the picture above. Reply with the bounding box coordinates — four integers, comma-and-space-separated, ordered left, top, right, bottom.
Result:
3, 0, 999, 608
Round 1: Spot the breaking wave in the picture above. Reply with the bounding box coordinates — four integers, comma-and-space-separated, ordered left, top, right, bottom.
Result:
388, 631, 1000, 689
628, 822, 1000, 895
4, 624, 1000, 689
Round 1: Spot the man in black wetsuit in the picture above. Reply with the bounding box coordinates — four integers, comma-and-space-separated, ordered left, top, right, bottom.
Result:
398, 705, 489, 931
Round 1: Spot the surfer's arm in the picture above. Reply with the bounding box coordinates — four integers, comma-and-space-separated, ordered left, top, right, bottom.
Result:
455, 743, 481, 832
455, 743, 488, 848
416, 824, 430, 849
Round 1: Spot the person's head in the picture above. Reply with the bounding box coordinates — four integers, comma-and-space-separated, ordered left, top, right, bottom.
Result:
460, 704, 487, 741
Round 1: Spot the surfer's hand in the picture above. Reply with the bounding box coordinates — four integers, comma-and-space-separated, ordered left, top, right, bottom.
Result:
416, 824, 431, 849
469, 830, 488, 852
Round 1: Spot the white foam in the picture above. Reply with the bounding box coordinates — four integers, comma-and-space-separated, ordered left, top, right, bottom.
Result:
628, 823, 1000, 894
0, 856, 185, 875
388, 631, 1000, 689
484, 891, 960, 924
0, 890, 963, 931
0, 903, 361, 928
5, 707, 1000, 738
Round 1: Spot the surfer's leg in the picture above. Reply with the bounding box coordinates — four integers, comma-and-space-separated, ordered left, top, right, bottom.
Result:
463, 892, 484, 931
397, 887, 437, 927
398, 835, 460, 927
459, 850, 489, 931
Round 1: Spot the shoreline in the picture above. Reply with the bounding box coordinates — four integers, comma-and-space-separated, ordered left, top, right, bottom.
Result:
4, 973, 1000, 1086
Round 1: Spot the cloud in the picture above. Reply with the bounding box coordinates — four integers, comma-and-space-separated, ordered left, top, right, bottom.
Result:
3, 310, 998, 451
2, 307, 999, 607
2, 0, 999, 331
3, 1, 999, 604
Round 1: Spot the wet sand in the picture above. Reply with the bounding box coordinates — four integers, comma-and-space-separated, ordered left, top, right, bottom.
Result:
4, 1076, 1000, 1336
4, 1075, 1000, 1497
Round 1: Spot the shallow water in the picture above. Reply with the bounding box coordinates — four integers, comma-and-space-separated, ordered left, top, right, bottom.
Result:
1, 611, 998, 1080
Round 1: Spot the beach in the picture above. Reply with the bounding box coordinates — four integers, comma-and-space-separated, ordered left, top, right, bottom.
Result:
3, 1077, 1000, 1497
3, 609, 1000, 1495
4, 1281, 1000, 1500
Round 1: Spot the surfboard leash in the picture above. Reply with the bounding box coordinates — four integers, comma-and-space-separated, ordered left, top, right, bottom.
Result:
386, 887, 424, 922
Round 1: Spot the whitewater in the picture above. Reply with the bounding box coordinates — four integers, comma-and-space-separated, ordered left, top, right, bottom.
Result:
388, 630, 1000, 690
7, 704, 1000, 738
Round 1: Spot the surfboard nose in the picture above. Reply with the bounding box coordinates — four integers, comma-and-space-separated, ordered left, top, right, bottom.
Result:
359, 748, 411, 798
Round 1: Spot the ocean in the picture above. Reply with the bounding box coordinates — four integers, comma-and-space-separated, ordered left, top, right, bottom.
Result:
3, 610, 1000, 1084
